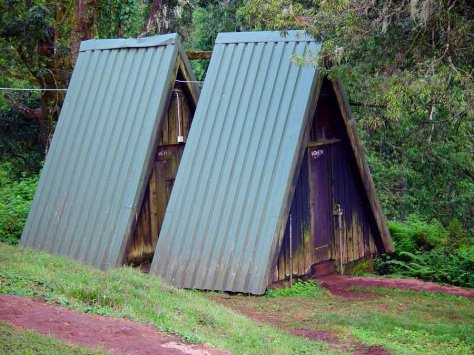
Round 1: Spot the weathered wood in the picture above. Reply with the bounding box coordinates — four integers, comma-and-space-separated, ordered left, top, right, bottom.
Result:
269, 77, 323, 285
142, 192, 151, 254
154, 160, 166, 235
358, 215, 364, 260
160, 110, 168, 145
284, 219, 290, 278
270, 77, 390, 284
331, 80, 394, 253
177, 59, 200, 107
307, 138, 341, 147
126, 75, 194, 264
149, 169, 158, 246
273, 80, 389, 280
275, 150, 317, 281
350, 214, 357, 262
369, 229, 376, 254
310, 144, 333, 263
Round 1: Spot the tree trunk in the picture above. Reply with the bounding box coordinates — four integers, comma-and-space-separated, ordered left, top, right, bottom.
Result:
70, 0, 98, 65
141, 0, 162, 37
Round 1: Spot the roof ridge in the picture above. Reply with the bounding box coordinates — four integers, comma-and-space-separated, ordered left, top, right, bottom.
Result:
215, 30, 317, 44
80, 33, 178, 52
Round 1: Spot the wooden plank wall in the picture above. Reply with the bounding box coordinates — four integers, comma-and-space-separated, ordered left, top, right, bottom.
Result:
273, 83, 381, 281
126, 81, 194, 264
331, 81, 393, 252
274, 151, 312, 282
330, 142, 378, 264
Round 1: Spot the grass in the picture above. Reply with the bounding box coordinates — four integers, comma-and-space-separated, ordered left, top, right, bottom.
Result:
1, 242, 473, 354
0, 243, 331, 354
209, 285, 474, 354
265, 280, 326, 298
0, 322, 104, 354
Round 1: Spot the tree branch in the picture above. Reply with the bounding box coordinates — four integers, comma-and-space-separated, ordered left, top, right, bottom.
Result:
2, 92, 44, 120
427, 99, 435, 143
349, 100, 386, 109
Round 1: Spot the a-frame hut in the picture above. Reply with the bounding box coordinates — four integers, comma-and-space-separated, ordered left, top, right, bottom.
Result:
150, 31, 394, 295
21, 34, 199, 270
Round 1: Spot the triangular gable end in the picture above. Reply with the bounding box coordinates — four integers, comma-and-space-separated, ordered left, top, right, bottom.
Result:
270, 78, 394, 286
21, 34, 199, 271
123, 52, 200, 266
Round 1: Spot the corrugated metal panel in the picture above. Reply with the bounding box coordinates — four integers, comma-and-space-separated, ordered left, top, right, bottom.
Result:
151, 31, 322, 294
21, 34, 186, 270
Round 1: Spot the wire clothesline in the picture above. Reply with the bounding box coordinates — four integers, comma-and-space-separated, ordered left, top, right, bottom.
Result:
0, 87, 68, 92
175, 79, 204, 84
0, 80, 204, 92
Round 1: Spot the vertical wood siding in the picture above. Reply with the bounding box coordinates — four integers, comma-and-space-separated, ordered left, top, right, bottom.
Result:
273, 82, 381, 281
274, 151, 311, 281
330, 142, 379, 263
126, 81, 194, 264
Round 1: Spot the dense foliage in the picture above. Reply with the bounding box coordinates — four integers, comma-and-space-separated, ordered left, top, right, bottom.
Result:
0, 0, 472, 287
0, 163, 38, 245
375, 216, 473, 288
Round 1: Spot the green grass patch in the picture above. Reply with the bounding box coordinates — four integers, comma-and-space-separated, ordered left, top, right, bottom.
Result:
0, 322, 104, 354
0, 243, 331, 354
208, 280, 474, 354
317, 289, 473, 354
265, 280, 327, 298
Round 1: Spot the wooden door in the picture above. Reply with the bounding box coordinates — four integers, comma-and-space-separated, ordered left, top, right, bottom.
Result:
126, 144, 185, 264
154, 144, 185, 232
309, 144, 334, 262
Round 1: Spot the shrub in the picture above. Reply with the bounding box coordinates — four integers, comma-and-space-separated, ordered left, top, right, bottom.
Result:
388, 215, 448, 253
446, 218, 469, 250
375, 246, 474, 288
0, 163, 38, 244
375, 216, 474, 288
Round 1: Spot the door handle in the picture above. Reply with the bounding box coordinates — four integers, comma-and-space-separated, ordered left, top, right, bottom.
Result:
333, 203, 344, 275
333, 204, 343, 228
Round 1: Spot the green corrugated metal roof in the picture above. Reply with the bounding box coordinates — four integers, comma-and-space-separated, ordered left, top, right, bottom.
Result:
21, 34, 198, 270
150, 31, 322, 294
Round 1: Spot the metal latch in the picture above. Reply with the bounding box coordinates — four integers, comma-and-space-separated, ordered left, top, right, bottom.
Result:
333, 204, 343, 228
333, 204, 344, 275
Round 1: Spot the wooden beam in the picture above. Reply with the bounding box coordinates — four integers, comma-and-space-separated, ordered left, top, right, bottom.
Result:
186, 51, 212, 60
330, 80, 394, 253
307, 138, 341, 147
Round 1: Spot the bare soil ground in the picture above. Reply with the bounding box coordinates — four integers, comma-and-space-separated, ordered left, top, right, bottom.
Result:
0, 295, 227, 355
315, 274, 474, 298
212, 293, 391, 354
293, 329, 389, 355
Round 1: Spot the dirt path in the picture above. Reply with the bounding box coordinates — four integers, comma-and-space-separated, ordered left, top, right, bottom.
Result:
210, 296, 390, 354
315, 274, 474, 298
0, 295, 227, 355
293, 329, 388, 355
210, 276, 473, 354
